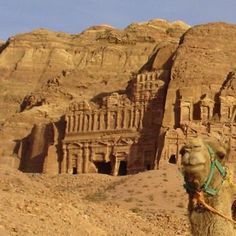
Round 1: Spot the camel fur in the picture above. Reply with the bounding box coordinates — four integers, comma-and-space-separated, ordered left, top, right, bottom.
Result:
180, 137, 236, 236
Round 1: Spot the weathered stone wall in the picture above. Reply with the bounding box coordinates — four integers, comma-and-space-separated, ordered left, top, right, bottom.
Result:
6, 21, 236, 174
158, 23, 236, 165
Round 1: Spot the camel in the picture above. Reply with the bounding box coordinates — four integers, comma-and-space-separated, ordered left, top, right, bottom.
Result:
180, 137, 236, 236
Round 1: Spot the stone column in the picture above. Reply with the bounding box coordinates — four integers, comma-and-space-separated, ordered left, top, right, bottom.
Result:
111, 157, 120, 176
134, 108, 139, 128
88, 113, 92, 131
69, 116, 74, 133
107, 111, 110, 130
61, 145, 67, 173
73, 115, 77, 132
67, 151, 73, 174
93, 113, 98, 130
83, 143, 89, 173
117, 109, 121, 129
83, 113, 88, 131
140, 105, 144, 129
65, 116, 69, 133
76, 115, 80, 132
77, 148, 82, 173
79, 113, 83, 132
123, 108, 127, 129
130, 107, 134, 128
100, 112, 104, 130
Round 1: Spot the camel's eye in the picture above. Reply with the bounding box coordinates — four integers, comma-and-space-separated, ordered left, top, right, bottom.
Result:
216, 151, 225, 160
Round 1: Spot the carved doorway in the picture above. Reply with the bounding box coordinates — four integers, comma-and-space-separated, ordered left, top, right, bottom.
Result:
118, 161, 127, 175
73, 167, 78, 174
169, 154, 177, 164
94, 161, 112, 175
72, 155, 78, 174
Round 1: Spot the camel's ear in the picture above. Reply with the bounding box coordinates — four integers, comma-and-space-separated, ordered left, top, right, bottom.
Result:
215, 149, 227, 160
205, 137, 230, 162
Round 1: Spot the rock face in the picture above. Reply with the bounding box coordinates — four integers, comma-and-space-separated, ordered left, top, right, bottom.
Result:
3, 20, 236, 175
0, 19, 190, 174
0, 19, 188, 121
159, 23, 236, 165
4, 21, 236, 174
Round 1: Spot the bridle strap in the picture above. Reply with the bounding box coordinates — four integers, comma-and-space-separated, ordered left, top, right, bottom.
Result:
184, 145, 227, 196
194, 191, 236, 224
201, 145, 227, 196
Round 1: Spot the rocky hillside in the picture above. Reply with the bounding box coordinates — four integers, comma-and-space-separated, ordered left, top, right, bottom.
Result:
0, 19, 189, 116
0, 19, 189, 159
163, 22, 236, 126
0, 163, 190, 236
2, 18, 236, 236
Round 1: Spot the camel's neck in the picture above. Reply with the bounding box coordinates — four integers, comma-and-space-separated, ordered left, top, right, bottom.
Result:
188, 182, 235, 236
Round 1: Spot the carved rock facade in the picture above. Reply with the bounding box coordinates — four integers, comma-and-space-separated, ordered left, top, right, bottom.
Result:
62, 71, 167, 175
158, 71, 236, 165
18, 70, 168, 175
15, 22, 236, 175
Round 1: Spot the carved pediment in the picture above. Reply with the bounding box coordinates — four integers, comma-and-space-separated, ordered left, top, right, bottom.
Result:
69, 100, 98, 112
67, 142, 83, 149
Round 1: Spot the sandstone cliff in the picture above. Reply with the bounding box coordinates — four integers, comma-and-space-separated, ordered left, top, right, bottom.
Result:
0, 19, 189, 122
3, 20, 236, 172
163, 22, 236, 126
0, 19, 189, 162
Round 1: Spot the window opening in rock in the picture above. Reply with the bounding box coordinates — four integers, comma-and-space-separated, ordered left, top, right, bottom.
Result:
169, 154, 177, 164
118, 161, 127, 176
146, 164, 151, 170
73, 167, 78, 174
94, 161, 111, 174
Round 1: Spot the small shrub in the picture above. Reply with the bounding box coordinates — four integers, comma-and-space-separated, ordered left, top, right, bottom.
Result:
127, 189, 134, 194
124, 197, 134, 202
130, 207, 142, 214
162, 173, 167, 177
85, 191, 107, 202
136, 191, 142, 194
147, 194, 154, 201
177, 202, 185, 208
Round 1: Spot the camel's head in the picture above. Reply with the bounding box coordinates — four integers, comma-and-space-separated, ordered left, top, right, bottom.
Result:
180, 137, 229, 195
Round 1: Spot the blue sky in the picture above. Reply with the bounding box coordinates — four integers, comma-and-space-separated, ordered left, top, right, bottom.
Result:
0, 0, 235, 40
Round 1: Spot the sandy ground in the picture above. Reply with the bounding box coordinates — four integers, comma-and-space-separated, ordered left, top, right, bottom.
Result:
0, 163, 191, 236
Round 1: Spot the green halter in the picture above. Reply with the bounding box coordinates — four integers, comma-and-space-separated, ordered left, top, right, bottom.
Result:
184, 145, 227, 196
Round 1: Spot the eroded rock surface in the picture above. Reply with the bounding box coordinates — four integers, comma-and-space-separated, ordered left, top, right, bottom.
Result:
0, 19, 189, 169
3, 21, 236, 174
0, 19, 189, 121
159, 22, 236, 166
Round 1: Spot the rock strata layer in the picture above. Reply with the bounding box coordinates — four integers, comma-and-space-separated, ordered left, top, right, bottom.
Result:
7, 21, 236, 172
